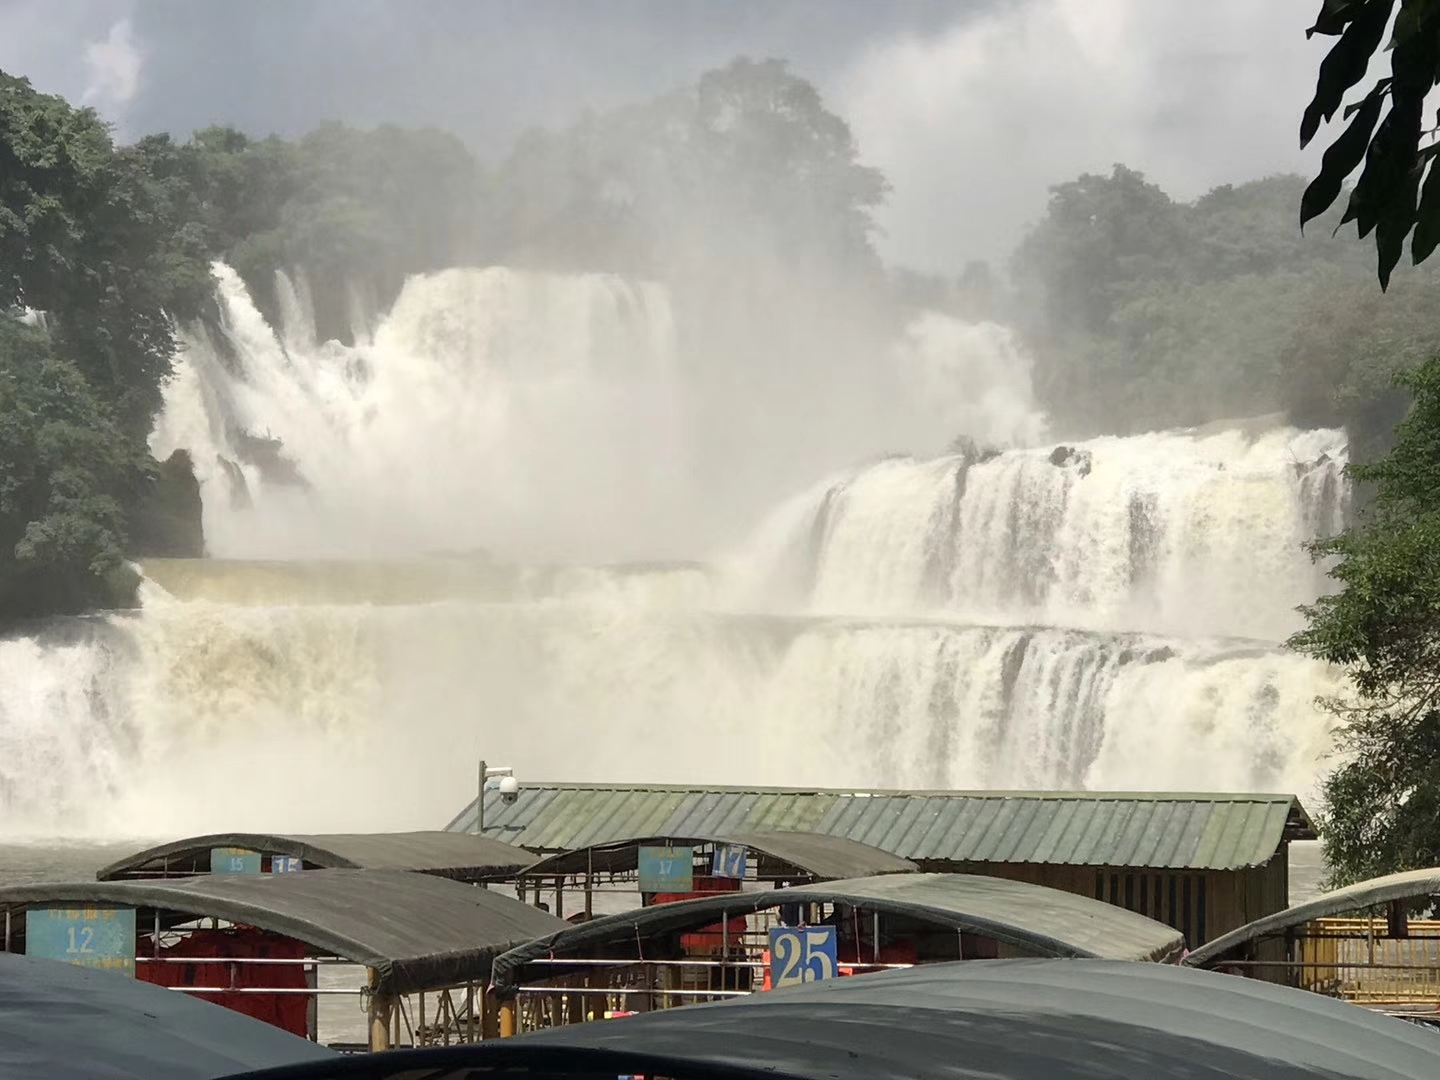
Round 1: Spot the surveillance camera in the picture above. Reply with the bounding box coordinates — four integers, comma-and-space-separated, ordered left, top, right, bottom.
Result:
498, 774, 519, 805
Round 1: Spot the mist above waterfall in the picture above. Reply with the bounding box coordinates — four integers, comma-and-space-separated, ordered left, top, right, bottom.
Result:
151, 262, 1047, 564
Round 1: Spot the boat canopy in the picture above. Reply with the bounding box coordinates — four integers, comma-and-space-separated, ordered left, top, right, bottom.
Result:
0, 869, 566, 995
516, 830, 916, 881
0, 951, 332, 1080
97, 831, 535, 882
492, 872, 1186, 992
207, 959, 1440, 1080
1185, 867, 1440, 968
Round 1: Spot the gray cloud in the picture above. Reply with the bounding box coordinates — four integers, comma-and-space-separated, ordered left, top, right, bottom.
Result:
0, 0, 1332, 272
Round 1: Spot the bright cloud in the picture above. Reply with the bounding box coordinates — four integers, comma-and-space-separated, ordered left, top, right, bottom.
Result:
82, 17, 142, 124
838, 0, 1330, 272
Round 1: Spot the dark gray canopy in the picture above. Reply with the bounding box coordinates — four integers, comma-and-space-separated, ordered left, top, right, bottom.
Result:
516, 830, 916, 880
0, 951, 333, 1080
216, 959, 1440, 1080
97, 831, 535, 882
492, 872, 1184, 990
1186, 867, 1440, 968
0, 869, 566, 995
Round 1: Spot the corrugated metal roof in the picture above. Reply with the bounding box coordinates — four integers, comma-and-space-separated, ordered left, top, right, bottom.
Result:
446, 785, 1315, 871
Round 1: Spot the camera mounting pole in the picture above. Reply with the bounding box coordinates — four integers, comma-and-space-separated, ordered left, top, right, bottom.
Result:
476, 759, 515, 835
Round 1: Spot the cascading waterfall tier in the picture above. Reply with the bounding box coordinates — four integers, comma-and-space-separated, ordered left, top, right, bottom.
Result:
735, 425, 1348, 643
0, 594, 1339, 837
0, 261, 1348, 836
152, 263, 684, 562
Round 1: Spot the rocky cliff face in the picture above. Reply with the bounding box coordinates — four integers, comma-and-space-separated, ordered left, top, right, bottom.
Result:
126, 449, 205, 559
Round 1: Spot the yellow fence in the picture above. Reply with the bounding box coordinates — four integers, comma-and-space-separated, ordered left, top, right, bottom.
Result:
1295, 918, 1440, 1006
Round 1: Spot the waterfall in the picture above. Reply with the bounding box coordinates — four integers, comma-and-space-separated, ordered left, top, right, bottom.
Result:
151, 263, 685, 562
0, 262, 1346, 836
751, 426, 1347, 642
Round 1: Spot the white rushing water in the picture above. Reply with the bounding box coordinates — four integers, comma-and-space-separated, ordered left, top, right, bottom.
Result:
0, 262, 1346, 836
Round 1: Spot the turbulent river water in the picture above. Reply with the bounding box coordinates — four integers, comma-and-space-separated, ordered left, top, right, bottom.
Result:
0, 262, 1346, 840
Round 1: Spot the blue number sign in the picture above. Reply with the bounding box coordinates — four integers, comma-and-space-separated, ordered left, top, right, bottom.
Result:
270, 856, 304, 873
26, 907, 137, 975
768, 925, 838, 989
712, 843, 748, 880
211, 847, 262, 873
637, 846, 693, 892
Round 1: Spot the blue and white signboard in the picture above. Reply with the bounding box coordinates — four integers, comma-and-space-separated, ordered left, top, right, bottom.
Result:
768, 925, 839, 989
26, 907, 137, 976
270, 856, 304, 873
712, 843, 748, 880
211, 847, 262, 873
637, 846, 693, 892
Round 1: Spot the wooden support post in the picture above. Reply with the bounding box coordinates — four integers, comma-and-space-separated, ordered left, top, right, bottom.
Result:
555, 877, 564, 919
1388, 898, 1410, 939
368, 996, 395, 1051
499, 998, 517, 1037
482, 988, 501, 1039
567, 975, 586, 1025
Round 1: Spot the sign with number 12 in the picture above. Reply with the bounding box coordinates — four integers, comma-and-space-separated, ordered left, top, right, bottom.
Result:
768, 925, 838, 988
26, 907, 137, 975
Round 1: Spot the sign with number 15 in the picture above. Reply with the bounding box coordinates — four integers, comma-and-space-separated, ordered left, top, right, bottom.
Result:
768, 925, 838, 988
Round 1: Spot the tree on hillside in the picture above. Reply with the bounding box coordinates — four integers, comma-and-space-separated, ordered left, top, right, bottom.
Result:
0, 72, 212, 437
0, 318, 135, 617
485, 57, 887, 281
1292, 356, 1440, 884
0, 70, 216, 614
1299, 0, 1440, 287
1012, 165, 1185, 338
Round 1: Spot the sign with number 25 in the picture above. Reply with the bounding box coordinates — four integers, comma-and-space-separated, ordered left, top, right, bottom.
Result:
768, 925, 838, 988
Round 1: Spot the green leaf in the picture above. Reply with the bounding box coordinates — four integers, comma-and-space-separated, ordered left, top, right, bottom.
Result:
1303, 85, 1387, 226
1302, 0, 1396, 147
1411, 158, 1440, 261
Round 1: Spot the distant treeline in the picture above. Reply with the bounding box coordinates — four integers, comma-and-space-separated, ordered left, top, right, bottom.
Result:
999, 166, 1439, 458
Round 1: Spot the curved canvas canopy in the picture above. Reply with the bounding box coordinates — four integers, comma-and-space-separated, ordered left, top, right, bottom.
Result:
1185, 867, 1440, 968
97, 831, 535, 882
492, 872, 1184, 991
211, 960, 1440, 1080
516, 831, 916, 881
0, 952, 333, 1080
0, 869, 566, 995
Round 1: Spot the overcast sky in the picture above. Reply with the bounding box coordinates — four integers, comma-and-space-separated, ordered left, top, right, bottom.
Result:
0, 0, 1329, 272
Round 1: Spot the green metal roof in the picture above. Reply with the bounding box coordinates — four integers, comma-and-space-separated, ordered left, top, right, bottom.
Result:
446, 784, 1315, 872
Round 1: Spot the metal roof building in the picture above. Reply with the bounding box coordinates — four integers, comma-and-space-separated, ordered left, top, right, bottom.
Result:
449, 784, 1313, 870
448, 784, 1315, 946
